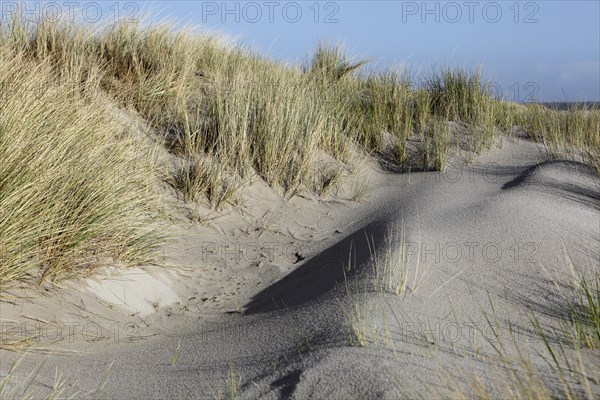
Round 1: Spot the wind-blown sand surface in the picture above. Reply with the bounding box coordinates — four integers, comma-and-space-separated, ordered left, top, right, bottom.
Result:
1, 135, 599, 398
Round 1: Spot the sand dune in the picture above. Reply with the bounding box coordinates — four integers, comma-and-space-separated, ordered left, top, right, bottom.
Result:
1, 137, 599, 399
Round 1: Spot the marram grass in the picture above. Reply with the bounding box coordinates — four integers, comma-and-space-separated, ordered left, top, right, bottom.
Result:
0, 47, 162, 285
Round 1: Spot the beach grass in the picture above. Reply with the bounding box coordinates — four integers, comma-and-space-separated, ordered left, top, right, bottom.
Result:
0, 42, 162, 285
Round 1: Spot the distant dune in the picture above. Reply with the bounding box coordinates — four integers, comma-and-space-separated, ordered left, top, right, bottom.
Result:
538, 101, 600, 110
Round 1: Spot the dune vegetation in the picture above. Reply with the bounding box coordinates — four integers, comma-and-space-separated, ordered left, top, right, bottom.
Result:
0, 15, 599, 286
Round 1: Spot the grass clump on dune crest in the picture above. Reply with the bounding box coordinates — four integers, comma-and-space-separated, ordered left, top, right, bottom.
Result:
306, 42, 369, 81
356, 71, 415, 160
426, 67, 489, 123
516, 104, 600, 171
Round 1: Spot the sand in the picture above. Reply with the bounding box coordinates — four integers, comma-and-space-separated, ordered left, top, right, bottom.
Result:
1, 133, 599, 399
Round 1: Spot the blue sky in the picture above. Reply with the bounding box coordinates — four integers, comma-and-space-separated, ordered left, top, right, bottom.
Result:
3, 1, 598, 101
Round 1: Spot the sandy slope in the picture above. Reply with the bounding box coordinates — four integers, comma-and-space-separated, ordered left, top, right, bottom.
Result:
1, 136, 599, 399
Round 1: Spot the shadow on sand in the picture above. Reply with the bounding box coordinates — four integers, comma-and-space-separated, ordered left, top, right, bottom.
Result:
244, 219, 389, 315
